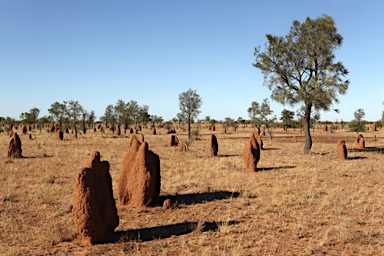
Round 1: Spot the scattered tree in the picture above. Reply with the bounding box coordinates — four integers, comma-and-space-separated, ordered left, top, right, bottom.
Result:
67, 100, 84, 138
19, 107, 40, 124
247, 98, 274, 134
349, 109, 365, 133
178, 89, 203, 139
87, 110, 96, 129
340, 119, 345, 129
253, 15, 349, 153
48, 102, 68, 128
101, 104, 117, 131
223, 117, 238, 131
280, 109, 295, 131
237, 117, 245, 124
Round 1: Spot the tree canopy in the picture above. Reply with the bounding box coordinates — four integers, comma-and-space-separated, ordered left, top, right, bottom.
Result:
178, 89, 202, 139
253, 15, 349, 153
280, 109, 295, 131
19, 107, 40, 124
247, 98, 274, 133
349, 109, 365, 133
101, 100, 149, 132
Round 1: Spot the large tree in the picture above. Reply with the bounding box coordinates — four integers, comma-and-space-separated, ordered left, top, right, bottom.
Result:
178, 89, 202, 139
253, 15, 349, 154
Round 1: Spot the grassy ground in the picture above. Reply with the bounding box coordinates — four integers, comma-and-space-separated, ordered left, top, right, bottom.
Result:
1, 125, 384, 255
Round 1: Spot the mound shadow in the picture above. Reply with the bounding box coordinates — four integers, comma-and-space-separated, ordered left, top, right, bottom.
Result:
347, 156, 367, 160
348, 147, 384, 154
262, 148, 280, 151
111, 220, 239, 243
15, 154, 53, 159
218, 154, 241, 157
160, 191, 240, 206
257, 166, 296, 172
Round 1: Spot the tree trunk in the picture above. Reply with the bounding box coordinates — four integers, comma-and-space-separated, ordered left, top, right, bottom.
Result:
188, 120, 191, 139
303, 104, 312, 154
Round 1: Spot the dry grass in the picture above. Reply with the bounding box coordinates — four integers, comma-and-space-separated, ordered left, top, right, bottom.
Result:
1, 126, 384, 255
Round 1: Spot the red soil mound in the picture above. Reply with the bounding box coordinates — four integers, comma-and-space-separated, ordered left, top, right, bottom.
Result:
206, 134, 218, 156
72, 152, 119, 245
336, 139, 347, 160
118, 137, 161, 207
243, 133, 260, 172
169, 135, 179, 147
7, 132, 22, 158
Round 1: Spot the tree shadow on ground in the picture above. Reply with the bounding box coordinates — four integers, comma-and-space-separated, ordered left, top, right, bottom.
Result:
257, 166, 296, 172
262, 148, 280, 151
110, 220, 239, 243
159, 191, 240, 206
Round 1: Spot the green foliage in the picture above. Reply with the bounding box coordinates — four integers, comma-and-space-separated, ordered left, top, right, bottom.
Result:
101, 104, 117, 129
222, 117, 238, 131
150, 115, 163, 124
349, 109, 366, 133
87, 110, 96, 128
329, 124, 336, 133
178, 89, 203, 139
280, 109, 294, 130
248, 98, 274, 133
354, 109, 365, 122
348, 120, 366, 133
340, 119, 346, 129
67, 100, 84, 137
48, 102, 68, 127
48, 100, 93, 137
164, 121, 172, 131
113, 100, 149, 128
253, 15, 349, 153
190, 126, 201, 141
20, 107, 40, 124
100, 100, 149, 131
237, 117, 245, 124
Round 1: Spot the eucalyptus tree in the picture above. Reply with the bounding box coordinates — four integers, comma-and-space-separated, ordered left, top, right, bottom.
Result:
253, 15, 349, 153
101, 104, 117, 131
48, 101, 68, 128
178, 89, 202, 139
349, 109, 365, 133
280, 109, 295, 131
67, 100, 84, 138
19, 107, 40, 124
247, 98, 274, 134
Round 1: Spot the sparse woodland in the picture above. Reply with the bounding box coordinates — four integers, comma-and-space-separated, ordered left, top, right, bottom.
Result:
2, 13, 384, 256
1, 124, 384, 255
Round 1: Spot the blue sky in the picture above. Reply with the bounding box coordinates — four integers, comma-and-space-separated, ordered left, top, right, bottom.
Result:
0, 1, 383, 122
